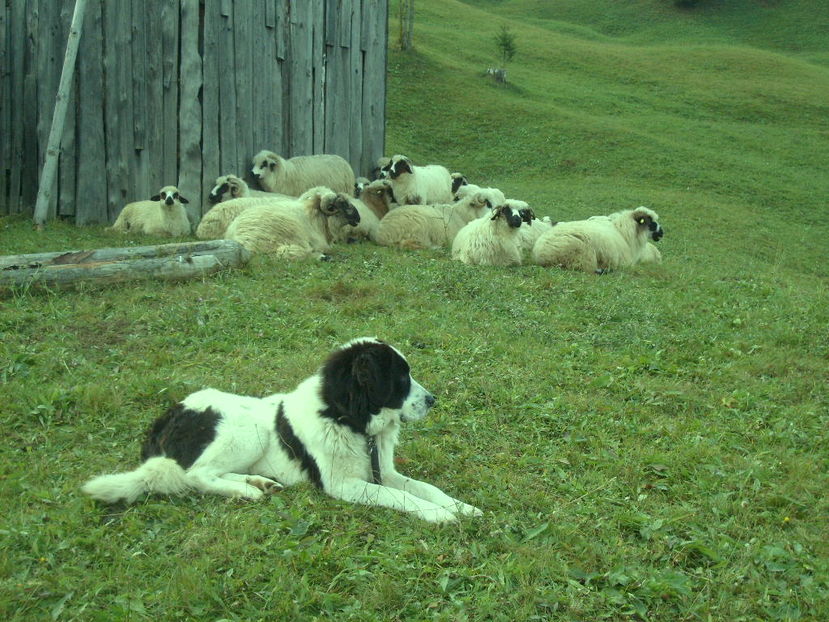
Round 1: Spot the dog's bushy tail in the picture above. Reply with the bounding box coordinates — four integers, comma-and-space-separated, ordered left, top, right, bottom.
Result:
81, 456, 189, 504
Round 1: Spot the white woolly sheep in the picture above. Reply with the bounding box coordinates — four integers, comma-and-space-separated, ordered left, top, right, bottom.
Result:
207, 174, 292, 204
386, 154, 454, 205
373, 156, 392, 180
640, 242, 663, 264
331, 196, 382, 244
225, 186, 360, 260
451, 173, 468, 196
354, 176, 371, 198
532, 206, 664, 273
196, 195, 295, 240
515, 205, 555, 254
374, 191, 493, 250
251, 150, 356, 197
451, 201, 528, 267
454, 183, 506, 207
108, 186, 191, 237
358, 179, 397, 220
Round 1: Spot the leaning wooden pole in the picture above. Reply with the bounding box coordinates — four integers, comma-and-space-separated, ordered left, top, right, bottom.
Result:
32, 0, 88, 229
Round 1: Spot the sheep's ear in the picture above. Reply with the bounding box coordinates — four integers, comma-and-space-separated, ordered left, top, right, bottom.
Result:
178, 195, 190, 204
150, 194, 161, 201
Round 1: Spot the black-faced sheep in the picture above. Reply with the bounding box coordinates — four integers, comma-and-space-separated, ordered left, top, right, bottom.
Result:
108, 186, 191, 237
640, 242, 663, 264
207, 174, 292, 204
332, 196, 382, 244
251, 150, 356, 197
354, 177, 371, 198
455, 183, 506, 207
224, 187, 360, 260
451, 173, 468, 196
532, 206, 664, 273
374, 191, 492, 250
451, 201, 529, 266
386, 154, 453, 205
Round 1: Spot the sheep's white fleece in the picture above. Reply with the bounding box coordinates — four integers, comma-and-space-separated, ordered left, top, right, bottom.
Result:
532, 206, 662, 272
455, 183, 506, 208
251, 150, 355, 196
451, 203, 526, 267
196, 196, 294, 240
387, 155, 453, 205
208, 174, 292, 203
374, 192, 492, 250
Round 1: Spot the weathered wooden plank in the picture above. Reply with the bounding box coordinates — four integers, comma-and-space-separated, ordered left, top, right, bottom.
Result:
324, 0, 337, 48
311, 1, 326, 154
0, 240, 250, 292
265, 1, 284, 154
338, 0, 352, 49
102, 0, 135, 222
21, 2, 40, 210
265, 0, 275, 29
361, 0, 387, 178
218, 5, 238, 175
178, 0, 203, 224
275, 0, 287, 62
7, 0, 28, 213
76, 0, 107, 225
252, 2, 270, 160
160, 0, 180, 189
288, 1, 313, 156
145, 0, 164, 194
57, 0, 77, 218
0, 0, 10, 213
131, 0, 150, 197
35, 0, 62, 219
348, 0, 363, 174
233, 1, 254, 177
201, 0, 221, 217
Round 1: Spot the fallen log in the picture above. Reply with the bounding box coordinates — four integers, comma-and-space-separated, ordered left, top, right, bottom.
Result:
0, 239, 250, 292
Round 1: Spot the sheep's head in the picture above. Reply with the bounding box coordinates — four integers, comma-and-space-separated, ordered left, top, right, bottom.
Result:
151, 186, 189, 206
208, 174, 245, 203
451, 173, 468, 195
376, 157, 393, 179
251, 150, 280, 179
363, 179, 395, 204
322, 193, 361, 227
519, 208, 536, 226
388, 155, 413, 179
490, 204, 523, 229
632, 207, 664, 242
354, 177, 371, 198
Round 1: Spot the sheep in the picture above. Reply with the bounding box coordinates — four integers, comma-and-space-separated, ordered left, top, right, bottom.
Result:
207, 174, 292, 204
331, 196, 381, 244
251, 150, 356, 197
451, 201, 528, 267
358, 179, 397, 220
515, 204, 555, 254
451, 173, 468, 195
532, 206, 664, 273
224, 186, 360, 260
354, 176, 371, 198
108, 186, 191, 237
373, 156, 392, 180
640, 242, 663, 264
374, 191, 493, 250
386, 154, 454, 205
196, 196, 294, 240
455, 183, 506, 207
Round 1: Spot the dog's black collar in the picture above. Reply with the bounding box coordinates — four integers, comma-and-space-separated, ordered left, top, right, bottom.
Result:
366, 435, 382, 485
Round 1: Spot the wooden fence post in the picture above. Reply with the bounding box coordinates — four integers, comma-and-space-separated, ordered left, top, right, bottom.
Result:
32, 0, 87, 229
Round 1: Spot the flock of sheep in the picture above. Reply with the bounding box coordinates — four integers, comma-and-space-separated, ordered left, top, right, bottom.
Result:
108, 151, 665, 272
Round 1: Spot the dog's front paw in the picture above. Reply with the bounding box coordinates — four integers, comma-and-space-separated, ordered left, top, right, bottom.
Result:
418, 507, 459, 524
246, 475, 284, 495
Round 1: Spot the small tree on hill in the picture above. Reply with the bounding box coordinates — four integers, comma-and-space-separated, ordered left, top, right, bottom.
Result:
489, 25, 517, 84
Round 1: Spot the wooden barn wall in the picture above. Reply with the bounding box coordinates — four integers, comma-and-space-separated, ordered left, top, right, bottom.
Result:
0, 0, 388, 225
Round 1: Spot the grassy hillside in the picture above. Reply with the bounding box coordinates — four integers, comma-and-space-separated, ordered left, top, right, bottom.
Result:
1, 1, 827, 620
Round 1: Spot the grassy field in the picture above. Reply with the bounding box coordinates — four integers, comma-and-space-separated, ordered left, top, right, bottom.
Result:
2, 0, 828, 619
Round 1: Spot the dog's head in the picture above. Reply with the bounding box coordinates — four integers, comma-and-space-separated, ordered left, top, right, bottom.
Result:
320, 338, 436, 434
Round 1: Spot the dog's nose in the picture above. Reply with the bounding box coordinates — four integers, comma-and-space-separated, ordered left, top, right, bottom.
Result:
426, 394, 436, 408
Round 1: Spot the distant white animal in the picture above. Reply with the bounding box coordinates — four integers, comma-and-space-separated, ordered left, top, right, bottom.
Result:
251, 150, 355, 196
532, 206, 664, 273
108, 186, 191, 237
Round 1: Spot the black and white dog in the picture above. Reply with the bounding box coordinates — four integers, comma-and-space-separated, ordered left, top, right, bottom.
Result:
82, 338, 482, 523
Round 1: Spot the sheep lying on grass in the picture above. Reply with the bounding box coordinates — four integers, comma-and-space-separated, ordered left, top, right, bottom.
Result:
354, 177, 371, 197
387, 154, 453, 205
641, 242, 663, 264
332, 197, 381, 244
532, 206, 664, 273
451, 173, 468, 195
455, 183, 506, 208
358, 179, 397, 219
196, 196, 293, 240
108, 186, 191, 237
251, 150, 355, 196
374, 192, 492, 250
517, 207, 555, 254
207, 174, 291, 204
451, 201, 529, 266
225, 187, 360, 260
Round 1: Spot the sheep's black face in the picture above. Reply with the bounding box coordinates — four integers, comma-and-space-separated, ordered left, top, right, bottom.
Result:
451, 175, 468, 194
649, 220, 664, 242
208, 183, 229, 203
340, 201, 361, 226
519, 208, 536, 226
389, 159, 412, 179
492, 206, 522, 228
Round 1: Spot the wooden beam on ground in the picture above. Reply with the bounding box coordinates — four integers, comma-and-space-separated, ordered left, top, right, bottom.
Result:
0, 240, 250, 292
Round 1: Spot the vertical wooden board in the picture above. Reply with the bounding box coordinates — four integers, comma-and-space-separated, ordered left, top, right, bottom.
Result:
324, 0, 337, 47
275, 0, 287, 61
311, 1, 325, 154
35, 0, 62, 218
160, 0, 180, 188
21, 1, 39, 210
7, 0, 29, 213
276, 0, 290, 151
360, 0, 387, 178
201, 0, 221, 216
131, 0, 150, 198
348, 0, 363, 174
58, 0, 77, 218
338, 0, 352, 49
288, 1, 313, 156
76, 0, 107, 224
178, 0, 203, 224
145, 0, 164, 193
102, 0, 135, 221
0, 1, 9, 213
251, 2, 270, 158
233, 1, 254, 177
218, 4, 238, 175
324, 46, 351, 160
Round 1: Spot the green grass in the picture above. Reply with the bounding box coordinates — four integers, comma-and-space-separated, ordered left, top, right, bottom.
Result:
2, 1, 828, 619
